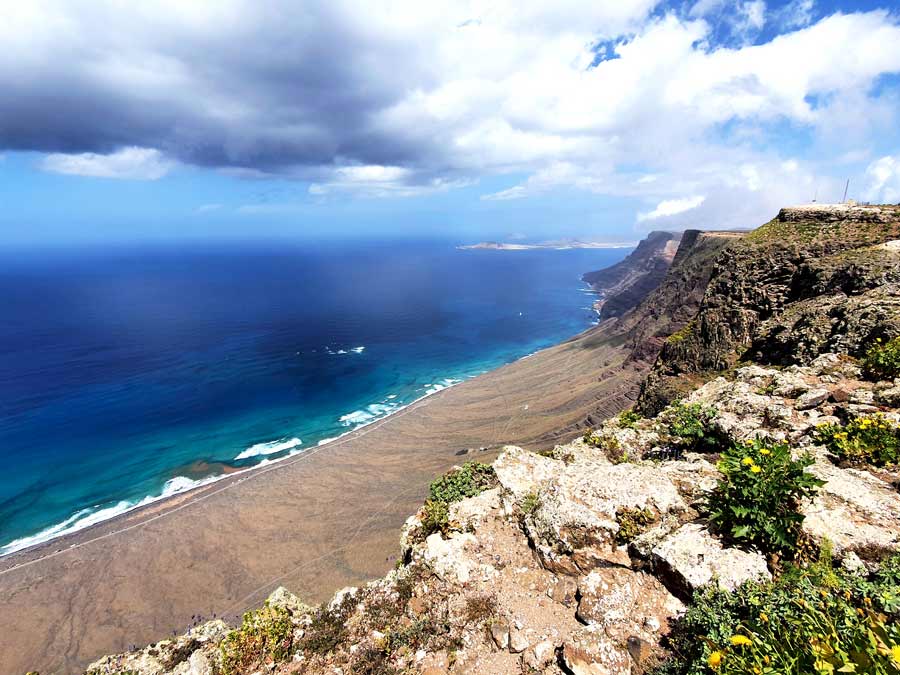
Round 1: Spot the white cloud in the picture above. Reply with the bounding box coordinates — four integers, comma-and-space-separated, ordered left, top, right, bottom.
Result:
638, 195, 706, 221
40, 147, 173, 180
4, 2, 900, 227
863, 156, 900, 204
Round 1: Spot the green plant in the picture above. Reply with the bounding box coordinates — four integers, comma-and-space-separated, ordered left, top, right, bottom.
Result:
705, 439, 824, 558
862, 336, 900, 381
419, 462, 497, 538
299, 593, 355, 656
219, 602, 293, 675
421, 498, 452, 537
615, 507, 656, 544
521, 491, 541, 517
618, 409, 642, 429
652, 551, 900, 675
583, 428, 630, 463
817, 414, 900, 467
663, 402, 722, 452
428, 462, 496, 503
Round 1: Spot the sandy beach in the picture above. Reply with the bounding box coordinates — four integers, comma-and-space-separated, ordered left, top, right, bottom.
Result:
0, 323, 642, 674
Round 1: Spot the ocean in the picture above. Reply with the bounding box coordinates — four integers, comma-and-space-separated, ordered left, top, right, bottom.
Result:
0, 239, 629, 555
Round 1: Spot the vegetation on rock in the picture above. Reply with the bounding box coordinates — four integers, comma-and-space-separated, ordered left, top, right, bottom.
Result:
662, 401, 721, 452
219, 602, 293, 675
421, 461, 496, 537
817, 414, 900, 467
652, 550, 900, 675
615, 506, 656, 544
862, 337, 900, 381
705, 439, 824, 558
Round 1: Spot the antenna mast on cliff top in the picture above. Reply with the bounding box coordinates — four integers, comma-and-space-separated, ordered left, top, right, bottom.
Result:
842, 179, 850, 203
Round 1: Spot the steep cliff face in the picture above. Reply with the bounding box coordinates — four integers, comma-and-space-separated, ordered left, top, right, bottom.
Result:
582, 231, 682, 318
637, 204, 900, 414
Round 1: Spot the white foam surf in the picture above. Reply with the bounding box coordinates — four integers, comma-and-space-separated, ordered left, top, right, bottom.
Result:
234, 437, 302, 460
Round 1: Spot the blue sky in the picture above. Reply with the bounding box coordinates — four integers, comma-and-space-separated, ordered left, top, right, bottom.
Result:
1, 0, 899, 246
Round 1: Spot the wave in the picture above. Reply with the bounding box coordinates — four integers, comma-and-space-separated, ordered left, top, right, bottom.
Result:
326, 345, 366, 355
423, 377, 461, 395
234, 437, 302, 461
1, 373, 469, 558
0, 473, 223, 557
339, 401, 399, 428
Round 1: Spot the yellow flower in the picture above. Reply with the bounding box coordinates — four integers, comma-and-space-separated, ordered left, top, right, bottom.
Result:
742, 457, 755, 466
731, 635, 753, 647
759, 612, 768, 623
759, 448, 771, 456
891, 644, 900, 665
750, 465, 762, 473
708, 651, 724, 669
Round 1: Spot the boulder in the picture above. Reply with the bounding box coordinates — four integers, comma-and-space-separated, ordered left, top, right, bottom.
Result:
562, 626, 632, 675
650, 523, 770, 599
523, 640, 556, 670
803, 459, 900, 560
795, 388, 830, 410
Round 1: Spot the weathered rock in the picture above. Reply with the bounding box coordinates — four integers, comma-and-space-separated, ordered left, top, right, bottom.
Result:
803, 459, 900, 560
562, 626, 632, 675
489, 620, 510, 650
266, 586, 312, 616
508, 626, 530, 654
523, 640, 556, 670
796, 388, 830, 410
549, 576, 579, 607
651, 523, 770, 599
875, 383, 900, 407
773, 371, 811, 397
576, 567, 683, 641
422, 533, 488, 584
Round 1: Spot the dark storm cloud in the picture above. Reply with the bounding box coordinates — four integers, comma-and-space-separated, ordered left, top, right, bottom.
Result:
0, 2, 437, 173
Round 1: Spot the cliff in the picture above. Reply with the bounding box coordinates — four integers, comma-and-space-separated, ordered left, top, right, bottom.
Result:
582, 231, 682, 318
637, 204, 900, 414
81, 205, 900, 675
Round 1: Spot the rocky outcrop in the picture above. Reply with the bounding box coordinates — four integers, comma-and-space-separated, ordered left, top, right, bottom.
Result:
583, 231, 682, 318
637, 205, 900, 414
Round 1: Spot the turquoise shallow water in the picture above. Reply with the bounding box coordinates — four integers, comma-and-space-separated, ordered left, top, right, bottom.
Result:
0, 239, 629, 555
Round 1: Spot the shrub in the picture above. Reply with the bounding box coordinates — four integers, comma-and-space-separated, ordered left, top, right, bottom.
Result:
420, 462, 497, 538
583, 428, 630, 463
462, 594, 497, 624
421, 499, 451, 537
663, 402, 721, 452
615, 507, 656, 544
817, 414, 900, 467
219, 603, 293, 675
520, 491, 541, 517
652, 551, 900, 675
299, 594, 355, 656
428, 462, 496, 503
618, 409, 642, 429
705, 439, 824, 557
862, 336, 900, 381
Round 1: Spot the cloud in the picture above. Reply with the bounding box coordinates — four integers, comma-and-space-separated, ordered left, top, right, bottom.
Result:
1, 1, 899, 226
638, 195, 706, 221
39, 147, 173, 179
863, 156, 900, 204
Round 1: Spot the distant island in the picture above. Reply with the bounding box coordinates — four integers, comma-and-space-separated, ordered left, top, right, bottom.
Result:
458, 238, 636, 250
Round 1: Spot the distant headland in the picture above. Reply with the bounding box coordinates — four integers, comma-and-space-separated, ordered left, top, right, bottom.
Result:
458, 238, 636, 250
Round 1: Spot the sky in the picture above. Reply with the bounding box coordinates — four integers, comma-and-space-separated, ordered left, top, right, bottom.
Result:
1, 0, 900, 246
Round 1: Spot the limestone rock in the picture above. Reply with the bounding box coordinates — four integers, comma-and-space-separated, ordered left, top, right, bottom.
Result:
523, 640, 556, 670
803, 459, 900, 560
651, 523, 770, 598
796, 388, 830, 410
562, 626, 632, 675
266, 586, 312, 616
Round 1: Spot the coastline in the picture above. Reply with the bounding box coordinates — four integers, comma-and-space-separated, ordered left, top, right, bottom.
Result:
0, 316, 646, 674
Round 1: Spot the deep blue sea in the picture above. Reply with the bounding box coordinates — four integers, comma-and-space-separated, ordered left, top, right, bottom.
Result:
0, 240, 629, 555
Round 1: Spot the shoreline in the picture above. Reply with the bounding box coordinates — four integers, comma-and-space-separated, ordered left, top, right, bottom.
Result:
1, 275, 607, 561
0, 313, 646, 674
0, 371, 473, 565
